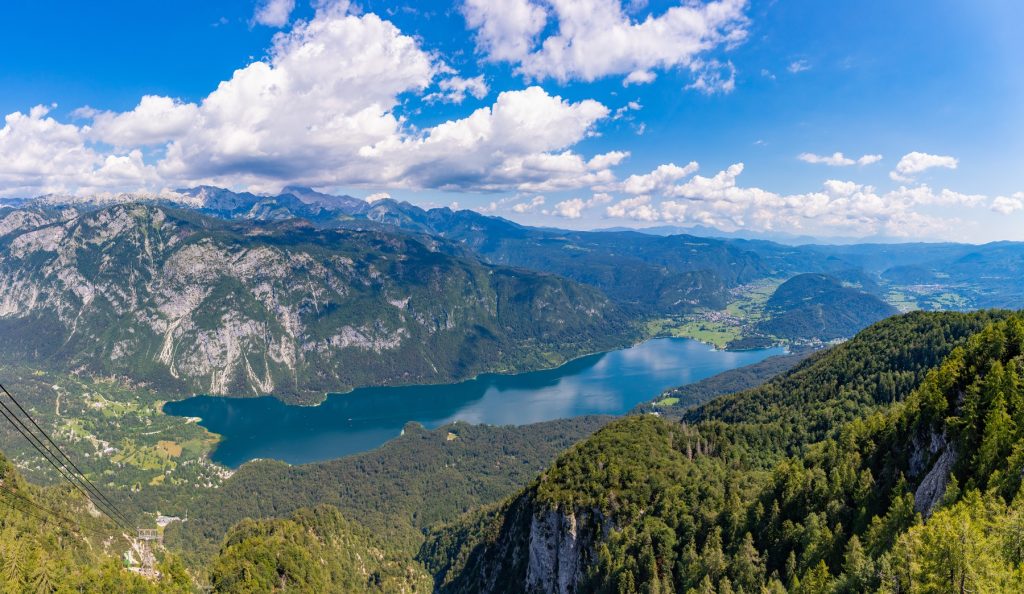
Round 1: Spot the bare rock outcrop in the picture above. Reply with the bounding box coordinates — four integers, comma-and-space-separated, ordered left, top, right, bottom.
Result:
526, 508, 602, 594
913, 433, 958, 517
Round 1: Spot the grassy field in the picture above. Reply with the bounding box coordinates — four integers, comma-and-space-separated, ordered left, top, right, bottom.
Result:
645, 278, 783, 348
0, 365, 229, 520
885, 286, 972, 312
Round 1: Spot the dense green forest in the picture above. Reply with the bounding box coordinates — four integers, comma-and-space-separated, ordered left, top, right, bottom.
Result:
0, 452, 191, 592
753, 273, 898, 342
421, 310, 1022, 593
209, 506, 431, 593
166, 416, 614, 562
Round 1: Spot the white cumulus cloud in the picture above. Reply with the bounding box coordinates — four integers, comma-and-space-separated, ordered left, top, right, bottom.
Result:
84, 95, 198, 147
424, 75, 490, 104
991, 193, 1024, 215
588, 151, 630, 169
890, 151, 958, 182
512, 194, 546, 212
551, 192, 616, 218
362, 86, 612, 192
621, 162, 698, 194
0, 104, 153, 196
602, 162, 991, 238
464, 0, 749, 86
798, 152, 883, 167
606, 194, 659, 221
253, 0, 296, 27
159, 3, 436, 186
552, 197, 586, 218
462, 0, 548, 62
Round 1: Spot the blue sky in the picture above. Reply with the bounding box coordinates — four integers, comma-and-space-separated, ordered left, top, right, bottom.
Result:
1, 0, 1022, 241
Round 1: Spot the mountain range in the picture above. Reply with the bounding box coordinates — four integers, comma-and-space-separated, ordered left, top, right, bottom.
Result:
4, 185, 1024, 404
0, 203, 631, 403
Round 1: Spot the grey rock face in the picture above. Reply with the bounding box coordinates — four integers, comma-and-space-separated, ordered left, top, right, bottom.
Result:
0, 202, 625, 402
526, 508, 602, 594
913, 433, 957, 517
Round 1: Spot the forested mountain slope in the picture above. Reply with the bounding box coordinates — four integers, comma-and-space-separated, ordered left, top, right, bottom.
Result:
753, 273, 898, 341
421, 310, 1019, 593
208, 506, 432, 593
0, 452, 191, 592
0, 447, 433, 592
166, 417, 614, 562
0, 204, 632, 403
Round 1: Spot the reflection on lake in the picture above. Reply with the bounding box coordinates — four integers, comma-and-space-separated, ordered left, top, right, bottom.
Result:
163, 338, 784, 467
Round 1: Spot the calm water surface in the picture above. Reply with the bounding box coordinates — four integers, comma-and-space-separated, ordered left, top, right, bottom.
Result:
164, 338, 784, 467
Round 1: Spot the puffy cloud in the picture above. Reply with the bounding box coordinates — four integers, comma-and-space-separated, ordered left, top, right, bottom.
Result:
0, 3, 623, 196
0, 105, 162, 196
588, 151, 630, 169
0, 105, 98, 195
253, 0, 296, 27
84, 95, 198, 147
606, 195, 659, 221
365, 192, 391, 202
798, 152, 883, 166
512, 194, 545, 212
552, 197, 586, 218
623, 70, 656, 86
822, 179, 862, 196
464, 0, 749, 85
362, 86, 612, 192
424, 75, 490, 104
551, 192, 616, 218
686, 59, 736, 95
462, 0, 548, 62
149, 6, 611, 193
992, 193, 1024, 215
90, 150, 160, 187
890, 151, 958, 182
602, 162, 990, 238
159, 4, 436, 185
895, 186, 986, 207
621, 161, 698, 194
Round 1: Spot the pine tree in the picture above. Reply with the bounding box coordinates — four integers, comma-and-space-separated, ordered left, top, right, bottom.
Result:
977, 372, 1017, 482
839, 535, 873, 593
796, 560, 832, 594
700, 528, 726, 583
729, 533, 764, 593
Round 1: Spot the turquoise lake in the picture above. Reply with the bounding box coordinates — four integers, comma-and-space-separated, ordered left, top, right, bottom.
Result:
163, 338, 784, 467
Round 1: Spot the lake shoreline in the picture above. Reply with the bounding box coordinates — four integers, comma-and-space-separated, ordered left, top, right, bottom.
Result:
165, 338, 785, 468
163, 333, 749, 409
